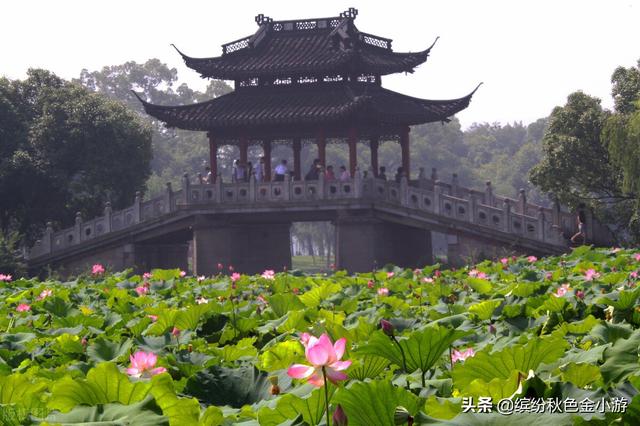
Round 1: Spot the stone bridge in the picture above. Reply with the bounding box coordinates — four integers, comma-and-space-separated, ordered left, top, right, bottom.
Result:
27, 172, 604, 276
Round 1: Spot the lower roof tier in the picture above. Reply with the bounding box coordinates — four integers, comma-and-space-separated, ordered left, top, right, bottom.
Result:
137, 83, 479, 136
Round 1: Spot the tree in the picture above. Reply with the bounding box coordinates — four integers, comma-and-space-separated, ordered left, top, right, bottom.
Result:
0, 69, 152, 240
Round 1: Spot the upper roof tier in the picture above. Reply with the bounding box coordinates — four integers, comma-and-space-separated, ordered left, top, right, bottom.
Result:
174, 8, 438, 81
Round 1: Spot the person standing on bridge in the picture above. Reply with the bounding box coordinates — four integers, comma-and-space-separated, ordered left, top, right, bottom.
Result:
305, 159, 321, 181
339, 165, 350, 181
395, 167, 405, 183
379, 166, 387, 180
570, 211, 587, 245
325, 165, 336, 181
274, 159, 288, 181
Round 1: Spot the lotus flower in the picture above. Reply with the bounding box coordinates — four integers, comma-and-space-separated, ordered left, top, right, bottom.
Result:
228, 265, 235, 272
422, 277, 434, 283
387, 272, 395, 278
196, 296, 208, 304
197, 275, 205, 282
635, 253, 640, 262
451, 347, 475, 363
230, 272, 241, 282
500, 257, 509, 265
631, 271, 638, 279
367, 280, 374, 288
16, 303, 31, 312
413, 268, 422, 276
333, 405, 348, 426
171, 327, 180, 337
261, 270, 275, 280
377, 287, 389, 296
584, 269, 600, 281
287, 333, 351, 387
554, 283, 571, 297
545, 272, 553, 280
179, 270, 186, 277
0, 273, 12, 282
147, 314, 158, 322
126, 351, 167, 378
135, 286, 148, 296
142, 272, 152, 280
37, 289, 53, 300
217, 263, 224, 270
92, 264, 105, 275
527, 256, 538, 263
380, 319, 394, 336
576, 290, 585, 300
469, 269, 487, 279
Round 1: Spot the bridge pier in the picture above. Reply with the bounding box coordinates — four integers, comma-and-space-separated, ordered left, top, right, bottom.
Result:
193, 218, 291, 276
134, 243, 189, 273
335, 211, 432, 272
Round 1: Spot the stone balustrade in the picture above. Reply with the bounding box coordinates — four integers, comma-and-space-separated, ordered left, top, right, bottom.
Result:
28, 169, 571, 260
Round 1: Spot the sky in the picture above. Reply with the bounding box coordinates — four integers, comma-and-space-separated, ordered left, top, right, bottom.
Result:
2, 0, 639, 129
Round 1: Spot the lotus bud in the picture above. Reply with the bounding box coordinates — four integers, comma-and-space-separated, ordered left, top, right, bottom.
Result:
269, 376, 280, 395
333, 404, 348, 426
394, 406, 413, 425
380, 319, 394, 336
489, 323, 497, 335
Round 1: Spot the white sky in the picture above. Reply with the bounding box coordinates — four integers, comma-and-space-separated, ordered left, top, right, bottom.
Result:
2, 0, 639, 129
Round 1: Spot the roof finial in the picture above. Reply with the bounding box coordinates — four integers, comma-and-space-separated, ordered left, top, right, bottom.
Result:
471, 82, 484, 95
255, 13, 272, 25
340, 7, 358, 19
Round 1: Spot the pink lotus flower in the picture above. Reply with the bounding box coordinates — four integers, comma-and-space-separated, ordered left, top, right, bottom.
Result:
287, 333, 351, 387
230, 272, 241, 282
330, 263, 336, 270
451, 347, 475, 363
257, 294, 268, 305
179, 270, 186, 277
92, 264, 105, 275
0, 273, 12, 282
422, 277, 434, 283
545, 272, 553, 280
611, 247, 622, 253
631, 271, 638, 279
634, 253, 640, 262
584, 269, 600, 281
261, 270, 275, 280
500, 258, 509, 265
413, 268, 422, 275
196, 296, 208, 304
126, 351, 167, 378
147, 314, 158, 322
527, 256, 538, 263
469, 269, 487, 279
377, 287, 389, 296
576, 290, 585, 300
16, 303, 31, 312
197, 275, 205, 282
434, 270, 442, 277
217, 263, 224, 270
387, 272, 395, 278
367, 280, 374, 289
37, 289, 53, 300
171, 327, 180, 337
228, 265, 235, 272
292, 287, 299, 294
135, 286, 148, 296
554, 283, 571, 297
142, 272, 152, 280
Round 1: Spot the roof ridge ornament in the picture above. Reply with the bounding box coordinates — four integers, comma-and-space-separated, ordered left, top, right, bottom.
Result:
255, 14, 273, 25
339, 7, 358, 19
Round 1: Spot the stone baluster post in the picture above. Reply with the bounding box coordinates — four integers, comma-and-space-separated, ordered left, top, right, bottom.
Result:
283, 173, 291, 200
165, 182, 173, 212
318, 171, 325, 199
133, 191, 142, 223
430, 167, 438, 182
552, 199, 561, 227
43, 221, 54, 254
104, 202, 112, 233
470, 193, 477, 224
451, 173, 459, 197
485, 181, 493, 206
538, 207, 546, 241
182, 173, 191, 205
249, 171, 256, 201
74, 212, 82, 243
433, 181, 443, 215
400, 175, 408, 206
354, 168, 363, 198
503, 199, 512, 233
215, 174, 222, 203
518, 188, 527, 214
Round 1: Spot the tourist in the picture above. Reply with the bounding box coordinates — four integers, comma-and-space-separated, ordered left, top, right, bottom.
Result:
339, 165, 350, 181
203, 166, 212, 184
255, 157, 265, 182
325, 165, 336, 181
570, 212, 587, 244
379, 166, 387, 180
394, 166, 404, 183
305, 159, 321, 181
274, 159, 288, 181
232, 160, 246, 182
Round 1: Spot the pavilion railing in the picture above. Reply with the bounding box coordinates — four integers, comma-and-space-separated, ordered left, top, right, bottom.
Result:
28, 170, 572, 260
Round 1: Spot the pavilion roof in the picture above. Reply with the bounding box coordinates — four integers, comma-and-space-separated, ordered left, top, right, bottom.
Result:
173, 9, 437, 80
135, 83, 480, 137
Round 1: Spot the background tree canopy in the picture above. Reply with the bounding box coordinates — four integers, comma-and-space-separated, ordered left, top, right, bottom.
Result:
531, 59, 640, 243
0, 69, 152, 241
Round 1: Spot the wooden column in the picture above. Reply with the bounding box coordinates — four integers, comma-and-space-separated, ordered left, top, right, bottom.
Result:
263, 139, 272, 182
239, 136, 248, 164
348, 128, 357, 176
400, 126, 410, 179
293, 138, 302, 181
317, 131, 326, 168
370, 136, 379, 177
207, 132, 218, 181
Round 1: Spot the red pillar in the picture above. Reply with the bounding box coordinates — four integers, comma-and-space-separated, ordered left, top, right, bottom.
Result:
239, 136, 248, 164
293, 138, 302, 180
263, 139, 272, 182
317, 130, 326, 168
348, 128, 358, 176
208, 132, 217, 182
370, 136, 379, 177
400, 126, 410, 179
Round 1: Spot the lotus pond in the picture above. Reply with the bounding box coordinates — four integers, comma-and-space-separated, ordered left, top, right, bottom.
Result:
1, 246, 640, 425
